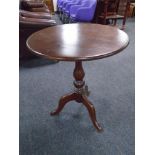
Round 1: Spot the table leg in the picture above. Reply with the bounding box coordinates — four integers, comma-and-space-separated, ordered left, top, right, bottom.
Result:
50, 92, 78, 115
50, 61, 103, 131
81, 95, 102, 131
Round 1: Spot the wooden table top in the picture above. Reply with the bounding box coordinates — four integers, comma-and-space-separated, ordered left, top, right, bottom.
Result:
27, 24, 129, 61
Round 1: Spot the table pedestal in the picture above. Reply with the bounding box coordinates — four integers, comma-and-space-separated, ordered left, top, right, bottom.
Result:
50, 61, 103, 131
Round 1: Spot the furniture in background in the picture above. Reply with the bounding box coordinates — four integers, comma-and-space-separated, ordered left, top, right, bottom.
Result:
20, 10, 52, 19
127, 2, 135, 17
19, 0, 56, 59
20, 0, 50, 12
57, 0, 97, 23
27, 24, 129, 131
69, 0, 97, 23
96, 0, 130, 29
44, 0, 55, 14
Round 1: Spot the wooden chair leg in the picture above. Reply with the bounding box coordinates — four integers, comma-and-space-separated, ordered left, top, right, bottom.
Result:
122, 17, 126, 30
114, 19, 117, 25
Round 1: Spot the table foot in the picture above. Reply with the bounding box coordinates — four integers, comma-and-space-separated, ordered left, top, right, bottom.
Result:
50, 92, 77, 115
81, 95, 103, 132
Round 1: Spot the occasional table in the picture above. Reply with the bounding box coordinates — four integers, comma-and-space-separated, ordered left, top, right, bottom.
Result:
27, 24, 129, 131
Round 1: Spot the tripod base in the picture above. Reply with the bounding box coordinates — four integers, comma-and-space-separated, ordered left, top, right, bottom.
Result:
50, 92, 103, 131
50, 61, 103, 132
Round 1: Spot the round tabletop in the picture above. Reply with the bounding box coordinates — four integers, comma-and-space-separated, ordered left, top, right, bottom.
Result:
27, 24, 129, 61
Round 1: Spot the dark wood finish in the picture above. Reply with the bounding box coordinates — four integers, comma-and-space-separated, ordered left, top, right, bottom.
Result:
97, 0, 130, 30
27, 24, 129, 61
51, 61, 102, 131
27, 24, 129, 131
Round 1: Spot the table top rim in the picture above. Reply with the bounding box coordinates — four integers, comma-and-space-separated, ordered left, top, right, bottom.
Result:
26, 23, 129, 61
